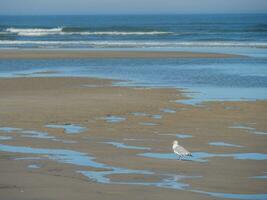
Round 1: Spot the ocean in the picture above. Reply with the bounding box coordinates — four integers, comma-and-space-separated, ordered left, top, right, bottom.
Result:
0, 14, 267, 104
0, 14, 267, 49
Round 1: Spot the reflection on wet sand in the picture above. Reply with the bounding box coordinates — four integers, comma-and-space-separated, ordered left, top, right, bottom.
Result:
0, 144, 197, 191
45, 124, 87, 134
139, 152, 267, 162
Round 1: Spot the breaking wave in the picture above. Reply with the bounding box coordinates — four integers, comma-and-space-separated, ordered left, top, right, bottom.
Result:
5, 27, 172, 36
0, 40, 267, 48
6, 28, 63, 36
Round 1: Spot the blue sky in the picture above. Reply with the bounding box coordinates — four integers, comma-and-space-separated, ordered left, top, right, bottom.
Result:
0, 0, 267, 15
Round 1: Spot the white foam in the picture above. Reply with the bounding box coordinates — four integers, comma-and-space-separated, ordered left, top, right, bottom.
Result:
78, 31, 172, 35
0, 40, 267, 48
5, 28, 172, 36
6, 28, 63, 36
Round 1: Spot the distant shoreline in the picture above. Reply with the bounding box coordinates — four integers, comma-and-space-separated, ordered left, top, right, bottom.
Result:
0, 49, 243, 59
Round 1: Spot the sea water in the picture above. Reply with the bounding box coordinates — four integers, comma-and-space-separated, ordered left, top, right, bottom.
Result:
0, 14, 266, 104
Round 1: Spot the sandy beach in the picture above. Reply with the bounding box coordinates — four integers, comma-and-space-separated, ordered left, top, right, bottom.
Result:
0, 49, 243, 59
0, 77, 266, 200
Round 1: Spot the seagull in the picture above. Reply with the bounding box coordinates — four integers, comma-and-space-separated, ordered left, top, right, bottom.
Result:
172, 140, 192, 160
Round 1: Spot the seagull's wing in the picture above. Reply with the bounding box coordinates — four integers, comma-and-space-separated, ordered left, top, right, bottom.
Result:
174, 145, 191, 156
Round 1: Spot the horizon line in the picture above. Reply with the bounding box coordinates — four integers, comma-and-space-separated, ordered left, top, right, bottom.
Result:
1, 12, 267, 16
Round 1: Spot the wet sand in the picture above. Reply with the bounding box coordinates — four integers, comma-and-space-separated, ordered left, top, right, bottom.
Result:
0, 49, 242, 59
0, 77, 266, 200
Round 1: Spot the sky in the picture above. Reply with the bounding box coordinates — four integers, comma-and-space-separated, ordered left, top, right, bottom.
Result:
0, 0, 267, 15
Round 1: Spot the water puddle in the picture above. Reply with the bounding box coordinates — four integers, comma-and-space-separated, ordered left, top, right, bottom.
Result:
140, 122, 158, 126
21, 130, 76, 143
176, 134, 193, 139
123, 138, 147, 141
192, 189, 267, 200
1, 144, 263, 198
78, 169, 153, 185
209, 142, 243, 148
0, 144, 114, 169
158, 133, 193, 139
253, 131, 267, 135
45, 124, 87, 134
103, 141, 151, 150
176, 108, 189, 111
176, 87, 266, 107
229, 124, 267, 135
151, 115, 162, 119
251, 172, 267, 179
14, 157, 44, 160
230, 125, 255, 131
131, 112, 162, 119
0, 136, 13, 140
101, 116, 126, 123
0, 127, 22, 133
83, 84, 107, 88
21, 130, 55, 139
0, 126, 76, 143
52, 138, 77, 144
0, 144, 196, 191
131, 112, 149, 117
224, 106, 241, 110
79, 170, 193, 190
160, 108, 176, 114
27, 164, 41, 169
139, 152, 267, 162
176, 97, 205, 106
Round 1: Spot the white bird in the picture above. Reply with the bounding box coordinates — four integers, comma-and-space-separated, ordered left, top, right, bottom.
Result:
172, 140, 192, 159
